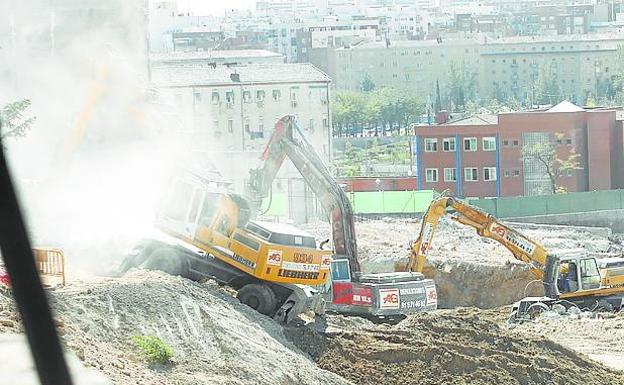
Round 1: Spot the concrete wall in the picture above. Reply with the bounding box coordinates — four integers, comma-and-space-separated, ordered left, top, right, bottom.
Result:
506, 209, 624, 232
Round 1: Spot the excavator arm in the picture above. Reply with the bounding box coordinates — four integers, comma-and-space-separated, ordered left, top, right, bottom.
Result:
407, 195, 549, 279
248, 116, 361, 278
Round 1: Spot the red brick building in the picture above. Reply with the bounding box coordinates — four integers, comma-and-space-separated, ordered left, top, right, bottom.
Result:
413, 102, 624, 198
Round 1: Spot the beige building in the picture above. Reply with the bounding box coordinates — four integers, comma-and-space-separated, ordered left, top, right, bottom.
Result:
151, 62, 332, 218
328, 34, 624, 105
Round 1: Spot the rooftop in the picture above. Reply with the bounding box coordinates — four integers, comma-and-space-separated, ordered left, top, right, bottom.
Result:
546, 100, 585, 113
151, 63, 331, 87
150, 49, 283, 62
443, 113, 498, 126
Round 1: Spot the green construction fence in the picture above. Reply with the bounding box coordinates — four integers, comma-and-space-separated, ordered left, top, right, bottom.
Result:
468, 190, 624, 218
262, 189, 437, 216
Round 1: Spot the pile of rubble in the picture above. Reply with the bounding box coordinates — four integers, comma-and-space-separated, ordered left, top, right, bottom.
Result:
0, 270, 348, 385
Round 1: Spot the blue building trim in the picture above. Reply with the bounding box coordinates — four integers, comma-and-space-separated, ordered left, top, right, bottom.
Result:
414, 135, 422, 190
455, 132, 462, 197
495, 133, 501, 197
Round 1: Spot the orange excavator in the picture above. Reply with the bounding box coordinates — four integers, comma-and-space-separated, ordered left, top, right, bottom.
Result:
398, 194, 624, 320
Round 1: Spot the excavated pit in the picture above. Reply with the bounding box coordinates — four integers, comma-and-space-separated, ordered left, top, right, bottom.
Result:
302, 217, 618, 309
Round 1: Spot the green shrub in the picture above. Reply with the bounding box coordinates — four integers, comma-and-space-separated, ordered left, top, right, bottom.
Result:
132, 335, 173, 364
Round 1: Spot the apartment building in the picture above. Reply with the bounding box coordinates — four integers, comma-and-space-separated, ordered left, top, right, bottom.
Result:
328, 34, 624, 104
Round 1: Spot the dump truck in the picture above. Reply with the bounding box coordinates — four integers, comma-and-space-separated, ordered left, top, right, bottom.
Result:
247, 116, 437, 320
398, 193, 624, 321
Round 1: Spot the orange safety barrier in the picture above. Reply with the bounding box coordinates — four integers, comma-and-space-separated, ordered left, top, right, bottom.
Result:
32, 248, 66, 286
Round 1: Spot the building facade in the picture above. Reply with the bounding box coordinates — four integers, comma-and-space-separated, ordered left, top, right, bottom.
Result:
413, 102, 624, 198
329, 34, 624, 105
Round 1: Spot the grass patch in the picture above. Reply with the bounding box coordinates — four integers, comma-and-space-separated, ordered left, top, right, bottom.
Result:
132, 335, 173, 364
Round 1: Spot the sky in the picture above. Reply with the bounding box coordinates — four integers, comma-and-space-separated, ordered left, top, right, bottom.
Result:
176, 0, 256, 16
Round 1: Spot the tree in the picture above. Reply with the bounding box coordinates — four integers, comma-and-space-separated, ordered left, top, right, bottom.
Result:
359, 73, 376, 92
522, 133, 582, 195
447, 60, 477, 110
332, 91, 368, 136
434, 80, 442, 113
614, 44, 624, 105
533, 62, 562, 105
0, 99, 36, 140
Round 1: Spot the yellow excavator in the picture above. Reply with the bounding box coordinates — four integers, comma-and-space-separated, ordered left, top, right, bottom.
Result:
117, 165, 330, 323
398, 194, 624, 321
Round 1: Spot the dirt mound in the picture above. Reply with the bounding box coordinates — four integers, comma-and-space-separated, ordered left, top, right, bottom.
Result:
286, 308, 624, 385
0, 270, 350, 385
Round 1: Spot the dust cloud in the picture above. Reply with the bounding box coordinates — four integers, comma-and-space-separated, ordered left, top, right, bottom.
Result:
0, 0, 211, 273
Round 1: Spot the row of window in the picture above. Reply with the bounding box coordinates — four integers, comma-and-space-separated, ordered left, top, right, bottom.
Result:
424, 137, 497, 152
194, 88, 328, 105
214, 117, 328, 135
425, 167, 497, 183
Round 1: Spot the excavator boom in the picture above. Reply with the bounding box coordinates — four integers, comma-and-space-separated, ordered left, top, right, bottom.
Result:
249, 116, 360, 276
249, 116, 437, 318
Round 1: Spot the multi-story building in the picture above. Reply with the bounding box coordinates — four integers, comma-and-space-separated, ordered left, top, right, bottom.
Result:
151, 62, 332, 170
413, 101, 624, 198
328, 34, 624, 104
329, 37, 481, 97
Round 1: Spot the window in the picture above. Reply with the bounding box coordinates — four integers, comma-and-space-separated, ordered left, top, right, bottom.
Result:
483, 137, 496, 151
484, 167, 497, 181
464, 137, 477, 151
331, 260, 351, 282
308, 118, 314, 133
290, 88, 297, 101
424, 138, 438, 152
443, 138, 456, 152
194, 91, 202, 103
513, 140, 519, 147
243, 90, 251, 103
272, 89, 281, 101
226, 91, 235, 103
211, 91, 220, 104
244, 118, 250, 133
322, 118, 328, 128
566, 169, 573, 177
256, 90, 265, 101
503, 140, 509, 147
227, 119, 234, 134
444, 168, 456, 182
566, 138, 572, 145
504, 170, 510, 177
513, 170, 520, 177
464, 168, 478, 181
425, 168, 438, 182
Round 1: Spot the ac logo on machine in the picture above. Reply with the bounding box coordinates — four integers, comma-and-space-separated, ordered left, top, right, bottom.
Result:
489, 224, 536, 256
379, 288, 400, 309
267, 249, 283, 266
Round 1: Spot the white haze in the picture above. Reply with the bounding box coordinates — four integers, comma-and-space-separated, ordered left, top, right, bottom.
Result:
1, 0, 209, 274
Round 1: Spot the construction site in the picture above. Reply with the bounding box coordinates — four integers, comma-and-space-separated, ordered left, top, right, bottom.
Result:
2, 1, 624, 384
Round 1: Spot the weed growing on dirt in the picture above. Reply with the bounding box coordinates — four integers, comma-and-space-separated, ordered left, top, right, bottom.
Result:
132, 335, 173, 364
